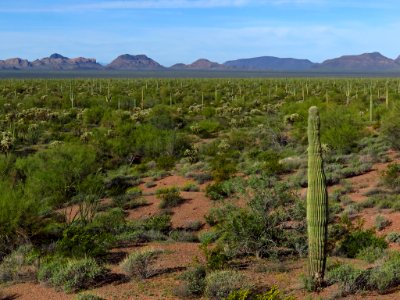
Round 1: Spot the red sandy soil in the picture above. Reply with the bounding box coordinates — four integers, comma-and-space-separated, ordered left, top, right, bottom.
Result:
127, 175, 214, 228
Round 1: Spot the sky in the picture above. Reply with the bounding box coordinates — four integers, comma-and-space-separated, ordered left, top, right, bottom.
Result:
1, 0, 400, 66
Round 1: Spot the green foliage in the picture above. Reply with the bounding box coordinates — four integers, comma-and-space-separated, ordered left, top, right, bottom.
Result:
381, 104, 400, 149
338, 229, 387, 258
181, 182, 199, 192
119, 248, 161, 279
258, 150, 284, 175
178, 263, 207, 296
56, 224, 114, 258
206, 182, 229, 201
327, 253, 400, 295
210, 154, 237, 182
0, 244, 38, 283
381, 163, 400, 191
15, 143, 100, 207
205, 270, 250, 300
0, 181, 49, 253
156, 186, 185, 209
356, 246, 386, 263
201, 244, 229, 271
38, 257, 106, 293
326, 263, 363, 295
91, 208, 126, 233
155, 155, 176, 170
320, 105, 363, 153
193, 119, 220, 138
211, 177, 303, 258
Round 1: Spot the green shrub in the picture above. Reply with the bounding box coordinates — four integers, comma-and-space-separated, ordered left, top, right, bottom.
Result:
15, 143, 100, 208
142, 214, 171, 233
338, 229, 387, 258
56, 224, 114, 258
258, 150, 284, 176
182, 182, 199, 192
194, 119, 220, 138
328, 253, 400, 295
155, 156, 176, 170
38, 257, 106, 293
178, 264, 206, 296
381, 163, 400, 191
320, 105, 363, 154
356, 246, 386, 263
206, 182, 229, 201
201, 245, 229, 271
156, 187, 185, 209
326, 263, 363, 295
210, 155, 237, 182
0, 182, 45, 254
204, 270, 250, 300
92, 208, 126, 232
381, 104, 400, 150
367, 252, 400, 293
120, 248, 161, 279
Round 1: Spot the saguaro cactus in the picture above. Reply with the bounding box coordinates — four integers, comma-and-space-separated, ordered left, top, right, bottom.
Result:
307, 106, 328, 286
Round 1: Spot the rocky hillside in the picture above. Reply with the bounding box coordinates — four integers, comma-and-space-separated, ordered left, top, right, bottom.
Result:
318, 52, 400, 71
106, 54, 164, 70
224, 56, 315, 71
171, 58, 225, 70
0, 53, 102, 70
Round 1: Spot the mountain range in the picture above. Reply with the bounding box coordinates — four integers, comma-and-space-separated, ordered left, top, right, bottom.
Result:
2, 52, 400, 72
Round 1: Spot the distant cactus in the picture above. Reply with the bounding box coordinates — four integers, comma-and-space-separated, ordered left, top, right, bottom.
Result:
307, 106, 328, 287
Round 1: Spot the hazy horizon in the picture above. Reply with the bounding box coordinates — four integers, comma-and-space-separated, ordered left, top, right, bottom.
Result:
1, 0, 400, 66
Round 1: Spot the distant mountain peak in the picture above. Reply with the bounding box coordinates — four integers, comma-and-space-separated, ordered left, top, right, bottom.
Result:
49, 53, 67, 59
170, 58, 225, 70
223, 56, 315, 71
107, 54, 164, 70
320, 52, 399, 70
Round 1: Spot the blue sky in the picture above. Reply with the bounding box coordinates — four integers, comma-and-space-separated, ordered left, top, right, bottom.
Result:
1, 0, 400, 66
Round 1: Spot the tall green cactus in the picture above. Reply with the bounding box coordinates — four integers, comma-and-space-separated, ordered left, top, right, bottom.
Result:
307, 106, 328, 286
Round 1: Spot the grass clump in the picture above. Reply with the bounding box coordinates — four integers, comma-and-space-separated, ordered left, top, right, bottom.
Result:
120, 248, 162, 279
327, 252, 400, 295
0, 244, 38, 283
181, 182, 200, 192
375, 215, 391, 231
175, 264, 207, 297
38, 257, 106, 293
156, 187, 185, 209
386, 232, 400, 244
204, 270, 251, 300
